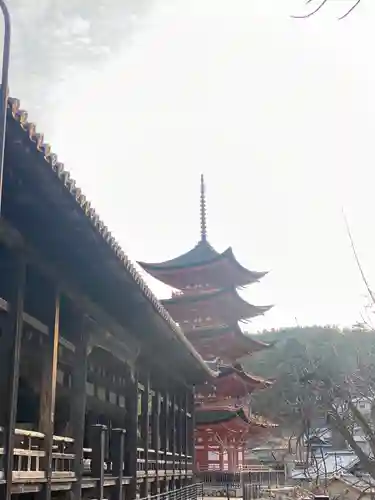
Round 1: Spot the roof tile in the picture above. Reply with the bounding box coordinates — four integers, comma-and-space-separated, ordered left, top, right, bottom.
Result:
6, 96, 212, 375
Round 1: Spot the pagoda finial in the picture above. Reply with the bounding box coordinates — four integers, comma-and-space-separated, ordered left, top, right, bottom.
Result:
200, 174, 207, 241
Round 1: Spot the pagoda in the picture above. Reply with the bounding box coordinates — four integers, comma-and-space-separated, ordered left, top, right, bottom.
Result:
139, 175, 275, 472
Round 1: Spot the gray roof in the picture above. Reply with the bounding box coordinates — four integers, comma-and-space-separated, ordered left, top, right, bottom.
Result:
292, 451, 359, 480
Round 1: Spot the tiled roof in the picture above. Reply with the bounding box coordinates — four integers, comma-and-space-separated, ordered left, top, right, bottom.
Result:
6, 96, 213, 375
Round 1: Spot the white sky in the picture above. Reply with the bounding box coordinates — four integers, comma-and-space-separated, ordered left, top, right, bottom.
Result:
8, 0, 375, 331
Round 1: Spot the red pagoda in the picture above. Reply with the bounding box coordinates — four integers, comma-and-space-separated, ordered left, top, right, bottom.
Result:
139, 176, 275, 472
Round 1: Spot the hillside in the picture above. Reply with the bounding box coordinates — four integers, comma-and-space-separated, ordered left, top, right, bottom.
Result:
243, 326, 375, 428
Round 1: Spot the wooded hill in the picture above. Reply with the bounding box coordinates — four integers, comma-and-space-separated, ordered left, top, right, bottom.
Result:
244, 326, 375, 428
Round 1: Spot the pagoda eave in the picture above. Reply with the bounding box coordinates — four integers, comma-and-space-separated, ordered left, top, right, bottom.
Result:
200, 366, 273, 398
185, 324, 272, 362
195, 406, 275, 436
162, 288, 272, 327
139, 242, 267, 290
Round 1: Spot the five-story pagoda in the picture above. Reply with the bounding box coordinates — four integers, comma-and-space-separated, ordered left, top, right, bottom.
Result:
139, 176, 275, 471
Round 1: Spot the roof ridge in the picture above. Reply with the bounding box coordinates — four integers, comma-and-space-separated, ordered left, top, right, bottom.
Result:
7, 96, 214, 376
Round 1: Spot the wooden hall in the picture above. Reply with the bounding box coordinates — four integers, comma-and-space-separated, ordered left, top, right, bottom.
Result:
0, 97, 212, 499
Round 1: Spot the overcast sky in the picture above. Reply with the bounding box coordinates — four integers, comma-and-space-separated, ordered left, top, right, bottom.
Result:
7, 0, 375, 331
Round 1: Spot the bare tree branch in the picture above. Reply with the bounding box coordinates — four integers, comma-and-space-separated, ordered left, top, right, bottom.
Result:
338, 0, 362, 20
291, 0, 328, 19
343, 211, 375, 307
291, 0, 362, 20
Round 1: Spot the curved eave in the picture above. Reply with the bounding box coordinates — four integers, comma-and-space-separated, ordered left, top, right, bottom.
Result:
162, 288, 273, 322
218, 364, 273, 388
139, 244, 267, 288
139, 239, 220, 270
184, 324, 273, 355
195, 406, 249, 426
195, 406, 275, 430
223, 247, 268, 284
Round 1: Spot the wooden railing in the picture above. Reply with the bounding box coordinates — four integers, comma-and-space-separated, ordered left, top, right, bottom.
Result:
136, 448, 193, 478
140, 482, 204, 500
0, 428, 75, 481
0, 425, 193, 496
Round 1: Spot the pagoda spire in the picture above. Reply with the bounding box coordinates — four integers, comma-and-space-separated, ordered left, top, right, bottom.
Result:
200, 174, 207, 242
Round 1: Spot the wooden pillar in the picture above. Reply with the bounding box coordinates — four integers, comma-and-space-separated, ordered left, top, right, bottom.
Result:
184, 391, 189, 479
189, 388, 196, 482
140, 374, 150, 498
0, 252, 26, 500
111, 428, 126, 500
91, 424, 107, 500
125, 367, 138, 500
159, 391, 167, 493
170, 394, 176, 490
151, 390, 161, 494
176, 395, 182, 488
38, 287, 61, 500
70, 316, 90, 500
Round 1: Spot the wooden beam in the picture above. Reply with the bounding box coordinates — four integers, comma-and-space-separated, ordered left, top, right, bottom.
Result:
0, 218, 210, 386
0, 251, 26, 500
0, 218, 140, 365
38, 288, 60, 500
70, 315, 90, 500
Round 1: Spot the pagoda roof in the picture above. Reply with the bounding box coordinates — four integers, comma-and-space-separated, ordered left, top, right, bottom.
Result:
162, 288, 272, 327
195, 405, 252, 426
219, 363, 272, 387
139, 241, 267, 289
195, 405, 276, 437
138, 175, 268, 290
185, 324, 272, 362
197, 363, 272, 398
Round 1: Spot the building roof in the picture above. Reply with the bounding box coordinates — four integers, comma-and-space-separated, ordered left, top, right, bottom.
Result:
197, 364, 272, 399
162, 288, 272, 326
195, 404, 276, 440
185, 324, 272, 362
138, 175, 267, 289
4, 96, 215, 383
139, 242, 267, 286
292, 451, 360, 480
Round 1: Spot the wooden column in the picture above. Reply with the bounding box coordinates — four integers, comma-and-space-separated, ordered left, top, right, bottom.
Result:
111, 428, 126, 500
151, 390, 161, 494
125, 367, 138, 500
170, 394, 176, 490
0, 252, 26, 500
184, 391, 189, 479
176, 395, 182, 487
91, 424, 107, 500
38, 288, 61, 500
140, 374, 150, 498
188, 388, 196, 482
159, 391, 167, 493
70, 316, 90, 500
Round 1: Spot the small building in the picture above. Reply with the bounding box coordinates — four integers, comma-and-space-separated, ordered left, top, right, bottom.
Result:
292, 450, 360, 487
